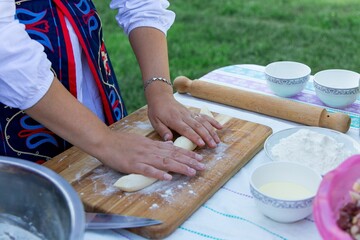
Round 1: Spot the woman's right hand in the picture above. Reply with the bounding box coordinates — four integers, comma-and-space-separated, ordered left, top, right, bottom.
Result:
97, 131, 206, 181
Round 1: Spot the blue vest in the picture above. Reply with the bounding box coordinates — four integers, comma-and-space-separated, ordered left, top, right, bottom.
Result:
0, 0, 127, 163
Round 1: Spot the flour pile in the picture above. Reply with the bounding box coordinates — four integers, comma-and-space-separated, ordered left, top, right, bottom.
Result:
271, 129, 355, 175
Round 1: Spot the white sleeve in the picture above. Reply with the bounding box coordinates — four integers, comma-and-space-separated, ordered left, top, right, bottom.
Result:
109, 0, 175, 36
0, 0, 54, 110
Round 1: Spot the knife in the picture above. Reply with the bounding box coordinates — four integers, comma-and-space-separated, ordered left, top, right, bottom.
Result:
85, 212, 162, 229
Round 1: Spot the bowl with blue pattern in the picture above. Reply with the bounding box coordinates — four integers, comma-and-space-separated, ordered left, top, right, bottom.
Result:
264, 61, 311, 97
249, 161, 322, 223
313, 69, 360, 109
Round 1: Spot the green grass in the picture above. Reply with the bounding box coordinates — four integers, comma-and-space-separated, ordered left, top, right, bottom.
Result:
93, 0, 360, 113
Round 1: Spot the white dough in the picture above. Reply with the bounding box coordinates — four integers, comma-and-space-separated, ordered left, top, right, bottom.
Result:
215, 114, 232, 125
113, 174, 157, 192
173, 135, 197, 151
199, 106, 232, 125
171, 105, 216, 151
113, 106, 218, 192
199, 105, 213, 117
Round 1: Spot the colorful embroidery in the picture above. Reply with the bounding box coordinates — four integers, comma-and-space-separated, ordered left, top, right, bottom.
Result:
0, 0, 127, 162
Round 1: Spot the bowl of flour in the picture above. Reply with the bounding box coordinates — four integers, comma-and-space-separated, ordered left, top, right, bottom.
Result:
264, 127, 360, 175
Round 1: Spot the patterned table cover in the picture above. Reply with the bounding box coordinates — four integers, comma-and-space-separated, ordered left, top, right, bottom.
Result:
200, 64, 359, 130
85, 64, 359, 240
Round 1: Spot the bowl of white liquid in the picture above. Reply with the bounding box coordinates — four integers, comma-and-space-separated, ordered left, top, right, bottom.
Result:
249, 161, 322, 223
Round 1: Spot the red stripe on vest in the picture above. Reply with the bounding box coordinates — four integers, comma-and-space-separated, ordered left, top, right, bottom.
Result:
56, 8, 77, 97
53, 0, 115, 124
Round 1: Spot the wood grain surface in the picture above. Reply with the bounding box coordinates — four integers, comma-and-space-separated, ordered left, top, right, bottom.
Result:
174, 77, 351, 133
43, 106, 272, 239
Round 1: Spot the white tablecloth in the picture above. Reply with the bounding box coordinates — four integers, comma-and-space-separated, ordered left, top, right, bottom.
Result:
85, 64, 360, 240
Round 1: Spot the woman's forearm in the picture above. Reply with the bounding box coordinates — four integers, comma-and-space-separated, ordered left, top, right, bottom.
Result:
129, 27, 170, 80
128, 27, 222, 148
25, 77, 110, 156
24, 77, 206, 180
129, 27, 172, 95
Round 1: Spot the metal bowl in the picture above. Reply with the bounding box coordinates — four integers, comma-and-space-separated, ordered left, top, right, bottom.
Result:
0, 156, 85, 240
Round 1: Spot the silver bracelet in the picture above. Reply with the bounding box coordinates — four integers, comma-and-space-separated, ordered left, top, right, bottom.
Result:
143, 77, 172, 91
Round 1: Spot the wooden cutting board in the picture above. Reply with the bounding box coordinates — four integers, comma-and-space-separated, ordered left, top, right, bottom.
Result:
43, 106, 272, 239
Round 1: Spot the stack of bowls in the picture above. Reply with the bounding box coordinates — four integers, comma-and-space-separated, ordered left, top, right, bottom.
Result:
265, 61, 311, 97
313, 69, 360, 109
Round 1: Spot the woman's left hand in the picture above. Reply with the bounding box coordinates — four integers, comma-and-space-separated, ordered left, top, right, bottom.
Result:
129, 27, 222, 148
146, 92, 223, 148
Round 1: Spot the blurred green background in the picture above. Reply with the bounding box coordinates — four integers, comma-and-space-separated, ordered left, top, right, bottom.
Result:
93, 0, 360, 113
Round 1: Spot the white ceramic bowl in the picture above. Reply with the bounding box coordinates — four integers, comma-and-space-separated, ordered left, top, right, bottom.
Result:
249, 161, 322, 223
265, 61, 311, 97
313, 69, 360, 108
264, 126, 360, 175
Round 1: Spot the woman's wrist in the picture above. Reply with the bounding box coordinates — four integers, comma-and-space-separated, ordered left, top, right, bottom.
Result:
143, 77, 172, 91
144, 81, 174, 104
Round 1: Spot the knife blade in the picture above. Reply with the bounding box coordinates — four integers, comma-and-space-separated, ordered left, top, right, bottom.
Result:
85, 212, 162, 229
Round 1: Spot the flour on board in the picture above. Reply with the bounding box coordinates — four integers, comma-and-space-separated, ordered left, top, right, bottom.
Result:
85, 139, 230, 206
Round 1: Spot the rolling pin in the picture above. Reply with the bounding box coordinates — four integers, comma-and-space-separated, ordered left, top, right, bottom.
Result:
173, 76, 351, 133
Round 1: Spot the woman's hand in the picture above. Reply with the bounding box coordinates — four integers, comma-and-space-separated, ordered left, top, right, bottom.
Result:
99, 131, 206, 181
26, 78, 206, 180
129, 27, 222, 149
146, 91, 223, 148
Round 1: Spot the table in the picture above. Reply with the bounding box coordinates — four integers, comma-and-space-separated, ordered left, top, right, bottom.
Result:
85, 64, 360, 240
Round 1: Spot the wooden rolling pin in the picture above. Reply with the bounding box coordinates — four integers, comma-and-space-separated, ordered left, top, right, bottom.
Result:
173, 76, 351, 133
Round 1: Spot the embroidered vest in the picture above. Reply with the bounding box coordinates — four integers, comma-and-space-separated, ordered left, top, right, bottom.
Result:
0, 0, 127, 163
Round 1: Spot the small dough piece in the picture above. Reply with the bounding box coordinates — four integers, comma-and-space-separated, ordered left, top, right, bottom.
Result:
215, 114, 232, 125
113, 106, 216, 192
200, 106, 232, 125
199, 106, 231, 125
199, 105, 213, 117
113, 174, 157, 192
171, 105, 214, 151
173, 136, 197, 151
